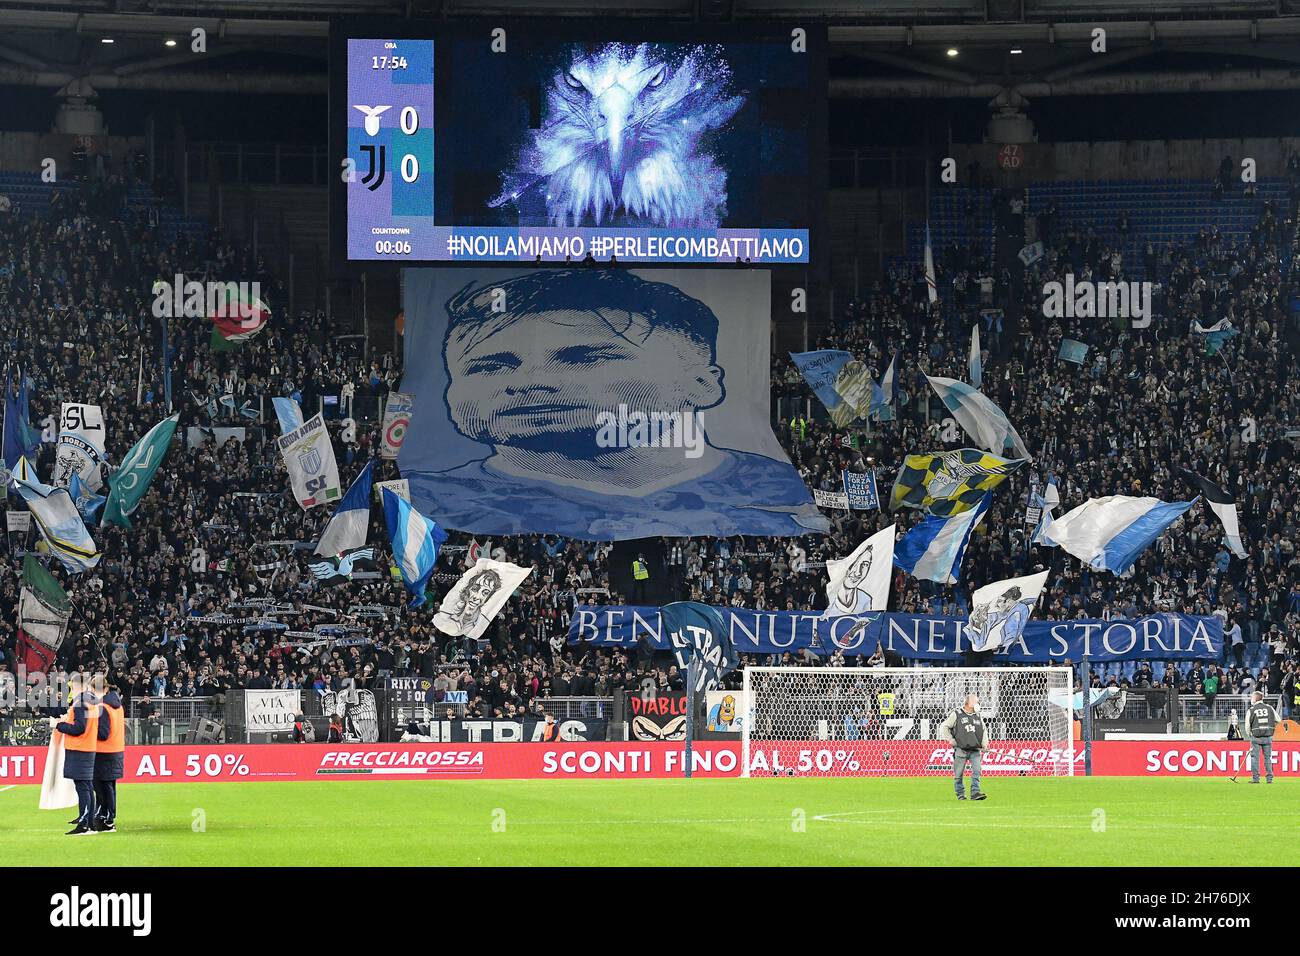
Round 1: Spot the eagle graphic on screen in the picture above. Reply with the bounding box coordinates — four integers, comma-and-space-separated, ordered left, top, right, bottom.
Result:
490, 43, 744, 228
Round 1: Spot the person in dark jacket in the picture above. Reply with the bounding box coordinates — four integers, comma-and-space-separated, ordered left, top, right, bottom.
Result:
49, 673, 100, 835
94, 682, 126, 832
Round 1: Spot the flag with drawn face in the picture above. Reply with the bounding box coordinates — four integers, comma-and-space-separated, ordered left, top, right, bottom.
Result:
824, 524, 895, 616
433, 558, 533, 640
964, 570, 1049, 653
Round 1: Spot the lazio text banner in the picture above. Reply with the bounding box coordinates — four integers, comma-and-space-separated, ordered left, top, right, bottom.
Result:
567, 605, 1222, 663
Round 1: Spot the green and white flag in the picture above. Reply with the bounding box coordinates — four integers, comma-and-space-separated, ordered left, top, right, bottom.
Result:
19, 554, 71, 650
102, 414, 179, 529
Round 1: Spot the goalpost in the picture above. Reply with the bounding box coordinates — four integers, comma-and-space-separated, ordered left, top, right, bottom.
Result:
740, 666, 1076, 778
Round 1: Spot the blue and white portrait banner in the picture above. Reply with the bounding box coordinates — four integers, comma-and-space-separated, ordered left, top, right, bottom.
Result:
964, 570, 1049, 653
567, 605, 1222, 663
400, 268, 827, 540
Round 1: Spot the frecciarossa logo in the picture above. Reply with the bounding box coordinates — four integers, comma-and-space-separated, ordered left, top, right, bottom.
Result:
318, 749, 485, 769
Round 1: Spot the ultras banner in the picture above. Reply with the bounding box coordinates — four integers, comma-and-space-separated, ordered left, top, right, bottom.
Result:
399, 268, 828, 540
567, 605, 1222, 662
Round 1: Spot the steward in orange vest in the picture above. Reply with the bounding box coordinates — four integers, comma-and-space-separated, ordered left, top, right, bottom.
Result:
51, 675, 100, 835
94, 685, 126, 831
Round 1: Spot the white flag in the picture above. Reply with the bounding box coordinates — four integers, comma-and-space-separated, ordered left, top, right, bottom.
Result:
433, 558, 533, 641
39, 734, 78, 810
824, 524, 895, 616
964, 570, 1049, 652
53, 403, 107, 491
924, 222, 938, 304
277, 413, 341, 510
373, 478, 410, 503
380, 392, 413, 460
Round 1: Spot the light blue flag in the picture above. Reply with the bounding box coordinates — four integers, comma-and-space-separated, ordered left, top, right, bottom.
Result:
1042, 495, 1197, 575
893, 493, 991, 584
969, 324, 982, 388
382, 487, 447, 607
272, 397, 305, 434
870, 351, 899, 422
1029, 492, 1054, 547
789, 350, 874, 427
315, 460, 374, 557
10, 457, 101, 573
70, 472, 106, 525
925, 375, 1031, 460
1192, 319, 1239, 356
1059, 339, 1089, 365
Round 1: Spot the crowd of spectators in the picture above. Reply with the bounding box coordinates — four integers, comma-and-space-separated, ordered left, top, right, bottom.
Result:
1, 156, 1298, 730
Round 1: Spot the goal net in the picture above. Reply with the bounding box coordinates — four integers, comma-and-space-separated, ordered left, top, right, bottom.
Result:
741, 666, 1075, 777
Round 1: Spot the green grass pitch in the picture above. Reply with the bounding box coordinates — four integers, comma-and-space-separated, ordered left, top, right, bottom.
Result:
3, 777, 1295, 866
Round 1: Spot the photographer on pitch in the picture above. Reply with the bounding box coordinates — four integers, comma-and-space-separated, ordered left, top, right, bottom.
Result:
939, 694, 990, 801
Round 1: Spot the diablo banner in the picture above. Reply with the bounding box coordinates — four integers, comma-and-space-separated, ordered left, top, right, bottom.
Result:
399, 268, 827, 540
53, 403, 107, 490
626, 691, 689, 742
569, 605, 1222, 663
380, 391, 413, 460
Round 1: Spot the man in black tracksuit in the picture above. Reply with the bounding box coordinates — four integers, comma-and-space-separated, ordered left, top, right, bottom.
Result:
94, 684, 126, 831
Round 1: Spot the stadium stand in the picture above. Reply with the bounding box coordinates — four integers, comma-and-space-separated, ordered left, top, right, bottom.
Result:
0, 149, 1297, 731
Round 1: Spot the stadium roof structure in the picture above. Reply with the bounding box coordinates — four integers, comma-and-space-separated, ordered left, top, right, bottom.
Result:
0, 0, 1299, 97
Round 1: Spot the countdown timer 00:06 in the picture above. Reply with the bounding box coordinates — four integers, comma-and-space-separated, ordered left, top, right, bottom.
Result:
375, 240, 413, 255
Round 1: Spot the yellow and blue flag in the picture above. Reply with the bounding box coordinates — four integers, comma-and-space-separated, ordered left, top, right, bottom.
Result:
890, 448, 1025, 517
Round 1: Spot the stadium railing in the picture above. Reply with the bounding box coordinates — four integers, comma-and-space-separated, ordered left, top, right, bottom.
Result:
1176, 694, 1285, 735
536, 697, 614, 720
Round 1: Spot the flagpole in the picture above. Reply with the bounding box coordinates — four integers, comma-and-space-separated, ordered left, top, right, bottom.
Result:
1216, 347, 1234, 384
685, 653, 696, 780
1079, 655, 1093, 777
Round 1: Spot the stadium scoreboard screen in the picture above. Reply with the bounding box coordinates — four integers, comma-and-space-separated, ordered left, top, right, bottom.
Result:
329, 19, 826, 266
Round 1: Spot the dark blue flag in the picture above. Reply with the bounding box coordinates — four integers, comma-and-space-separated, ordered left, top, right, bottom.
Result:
661, 601, 738, 693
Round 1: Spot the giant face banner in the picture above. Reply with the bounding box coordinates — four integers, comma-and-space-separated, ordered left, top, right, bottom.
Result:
568, 605, 1223, 663
400, 268, 827, 540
